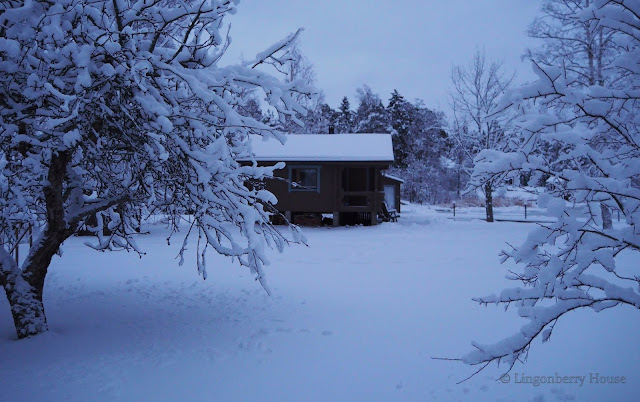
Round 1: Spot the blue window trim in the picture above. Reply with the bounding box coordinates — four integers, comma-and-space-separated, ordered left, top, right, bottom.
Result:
288, 165, 321, 193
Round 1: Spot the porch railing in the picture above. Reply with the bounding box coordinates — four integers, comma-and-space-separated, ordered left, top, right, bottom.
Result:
339, 191, 384, 212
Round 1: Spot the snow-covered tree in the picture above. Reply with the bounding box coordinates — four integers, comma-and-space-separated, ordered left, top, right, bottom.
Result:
353, 85, 389, 134
393, 102, 452, 204
413, 107, 453, 203
529, 0, 618, 88
461, 0, 640, 376
306, 103, 338, 134
449, 50, 516, 222
387, 90, 413, 169
237, 97, 264, 122
529, 0, 623, 229
0, 0, 309, 339
335, 96, 354, 134
277, 38, 321, 134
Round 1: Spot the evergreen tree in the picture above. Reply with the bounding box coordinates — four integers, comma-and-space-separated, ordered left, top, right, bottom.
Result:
335, 96, 354, 133
387, 90, 412, 168
394, 102, 453, 203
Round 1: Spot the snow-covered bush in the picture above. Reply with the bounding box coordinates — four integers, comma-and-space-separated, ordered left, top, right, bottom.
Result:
0, 0, 308, 339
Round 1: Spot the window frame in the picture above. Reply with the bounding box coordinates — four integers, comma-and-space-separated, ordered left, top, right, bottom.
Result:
288, 165, 321, 193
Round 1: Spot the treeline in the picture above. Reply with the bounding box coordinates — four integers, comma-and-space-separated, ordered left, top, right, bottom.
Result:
239, 84, 465, 205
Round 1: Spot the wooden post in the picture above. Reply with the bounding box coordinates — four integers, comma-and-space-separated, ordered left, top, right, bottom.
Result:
372, 168, 379, 226
453, 202, 456, 217
333, 211, 340, 227
525, 205, 528, 220
335, 167, 343, 212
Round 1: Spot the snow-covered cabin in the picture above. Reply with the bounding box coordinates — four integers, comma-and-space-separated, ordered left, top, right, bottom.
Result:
248, 134, 398, 226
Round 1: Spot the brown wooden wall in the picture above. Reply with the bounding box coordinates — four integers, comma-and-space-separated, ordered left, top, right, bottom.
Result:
262, 161, 390, 214
265, 163, 336, 213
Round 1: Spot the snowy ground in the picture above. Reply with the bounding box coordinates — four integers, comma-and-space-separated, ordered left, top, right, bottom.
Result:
1, 204, 638, 401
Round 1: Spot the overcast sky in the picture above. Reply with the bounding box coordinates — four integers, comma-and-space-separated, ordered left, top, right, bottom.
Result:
223, 0, 541, 113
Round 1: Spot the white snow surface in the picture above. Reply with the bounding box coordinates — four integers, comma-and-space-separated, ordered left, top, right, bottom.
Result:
382, 172, 405, 183
248, 133, 394, 162
1, 205, 638, 401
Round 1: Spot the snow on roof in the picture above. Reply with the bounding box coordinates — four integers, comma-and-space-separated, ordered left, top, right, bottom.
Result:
248, 133, 394, 162
382, 173, 405, 183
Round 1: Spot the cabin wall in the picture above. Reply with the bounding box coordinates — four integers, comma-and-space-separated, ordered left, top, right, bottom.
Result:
259, 161, 391, 226
265, 163, 337, 213
381, 176, 402, 212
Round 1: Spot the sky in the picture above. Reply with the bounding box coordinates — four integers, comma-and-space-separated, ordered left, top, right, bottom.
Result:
222, 0, 541, 114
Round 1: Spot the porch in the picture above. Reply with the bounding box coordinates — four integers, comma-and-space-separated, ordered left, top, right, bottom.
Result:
333, 167, 386, 226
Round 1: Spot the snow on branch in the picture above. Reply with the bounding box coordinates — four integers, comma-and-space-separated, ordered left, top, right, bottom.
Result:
0, 0, 309, 338
457, 0, 640, 379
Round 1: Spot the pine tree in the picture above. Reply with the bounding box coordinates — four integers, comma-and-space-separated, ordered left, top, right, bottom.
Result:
335, 96, 354, 133
387, 90, 412, 169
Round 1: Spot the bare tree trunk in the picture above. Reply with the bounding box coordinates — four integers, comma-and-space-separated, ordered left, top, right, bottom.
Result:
456, 164, 462, 199
1, 152, 71, 338
601, 203, 612, 230
485, 181, 494, 222
1, 151, 129, 339
3, 270, 48, 338
10, 231, 73, 338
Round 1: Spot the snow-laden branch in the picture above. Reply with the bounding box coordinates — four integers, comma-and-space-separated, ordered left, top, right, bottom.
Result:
0, 0, 310, 338
458, 0, 640, 379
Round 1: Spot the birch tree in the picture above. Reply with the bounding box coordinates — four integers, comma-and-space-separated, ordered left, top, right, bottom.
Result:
450, 50, 515, 222
529, 0, 622, 229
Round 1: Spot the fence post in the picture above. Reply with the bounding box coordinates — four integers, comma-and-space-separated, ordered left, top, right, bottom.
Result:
525, 205, 528, 220
14, 226, 19, 262
453, 202, 456, 218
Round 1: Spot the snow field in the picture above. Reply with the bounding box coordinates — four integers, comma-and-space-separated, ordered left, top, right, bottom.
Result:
1, 204, 638, 401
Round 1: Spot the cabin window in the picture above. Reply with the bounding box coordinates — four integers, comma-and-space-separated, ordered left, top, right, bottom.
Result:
289, 166, 320, 192
342, 167, 376, 192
